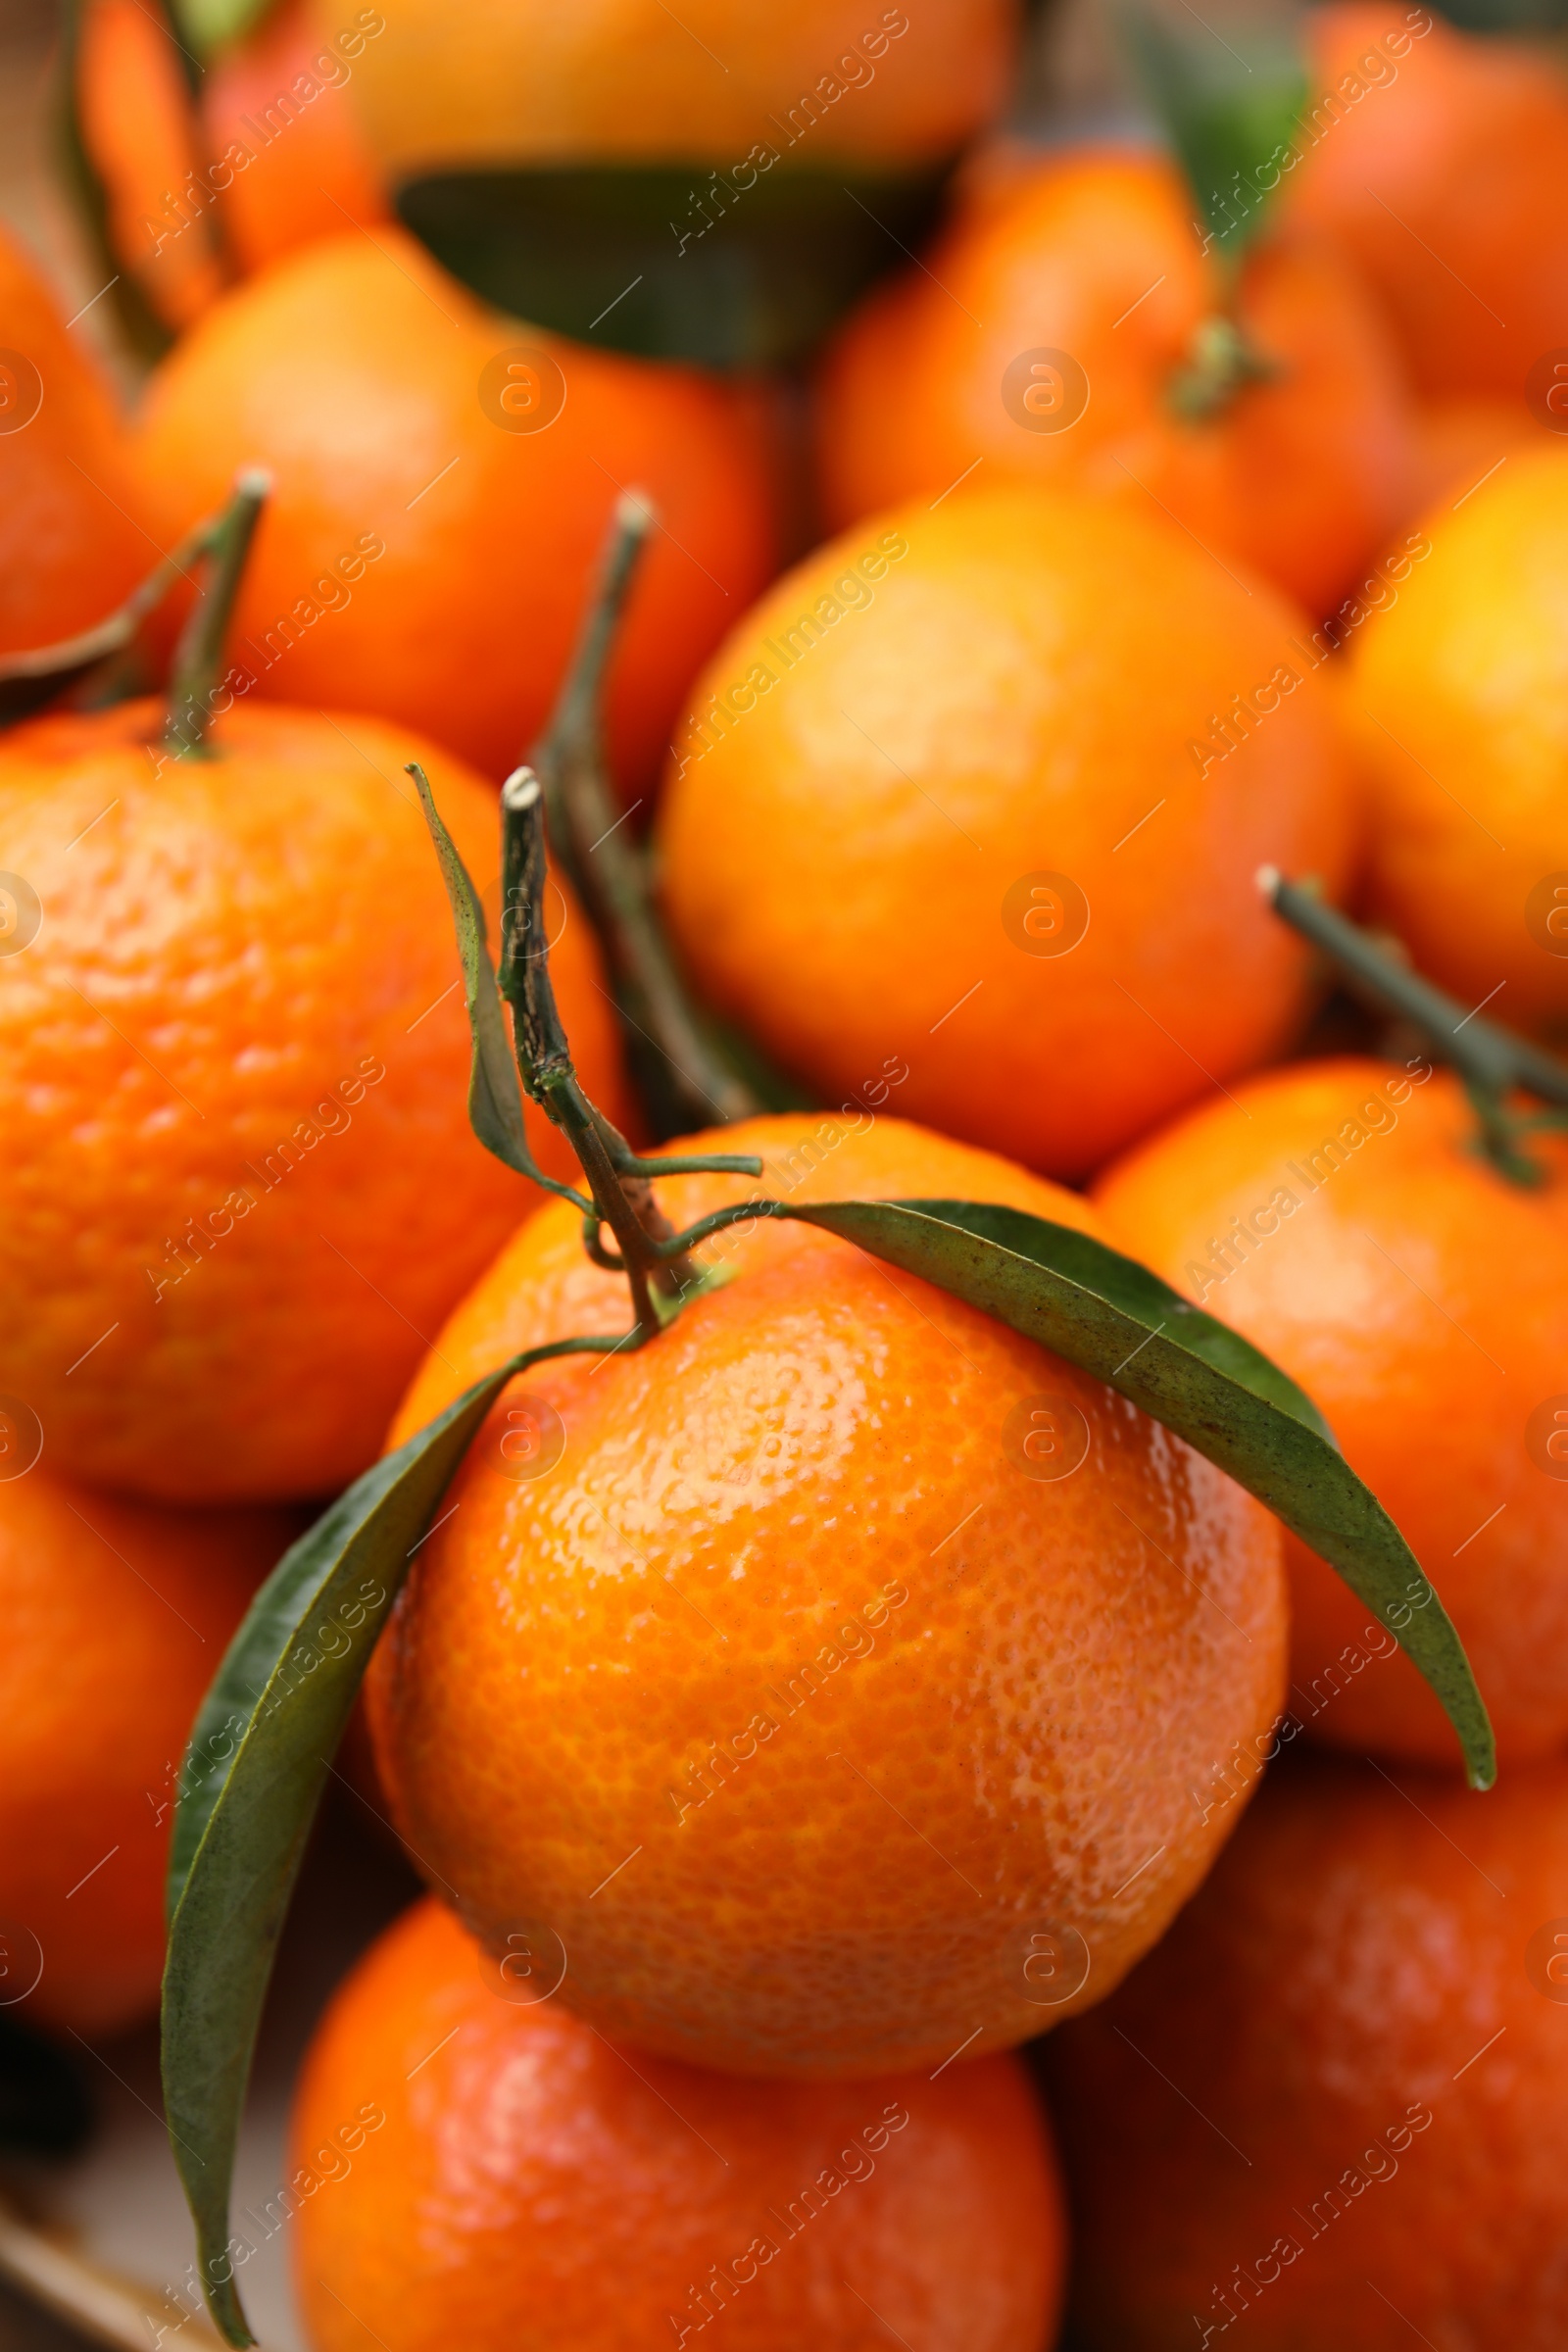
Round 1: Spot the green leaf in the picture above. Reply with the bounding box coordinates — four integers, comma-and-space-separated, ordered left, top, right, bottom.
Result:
161, 1333, 621, 2348
395, 160, 950, 368
166, 0, 275, 54
784, 1197, 1494, 1790
1119, 5, 1307, 259
407, 763, 588, 1205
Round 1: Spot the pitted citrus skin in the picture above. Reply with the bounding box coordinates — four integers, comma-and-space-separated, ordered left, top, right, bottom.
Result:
368, 1113, 1286, 2077
290, 1893, 1066, 2352
0, 697, 625, 1502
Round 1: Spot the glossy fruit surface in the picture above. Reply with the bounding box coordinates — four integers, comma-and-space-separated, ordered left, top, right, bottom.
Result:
367, 1111, 1287, 2077
131, 229, 779, 786
812, 148, 1410, 615
290, 1893, 1066, 2352
1095, 1058, 1568, 1765
1348, 445, 1568, 1043
1045, 1750, 1568, 2350
1287, 1, 1568, 396
320, 0, 1018, 177
0, 697, 624, 1503
0, 1465, 290, 2036
0, 221, 154, 657
659, 485, 1358, 1179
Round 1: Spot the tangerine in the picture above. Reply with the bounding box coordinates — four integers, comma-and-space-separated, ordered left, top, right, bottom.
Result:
0, 221, 154, 660
1287, 1, 1568, 399
320, 0, 1018, 180
811, 147, 1411, 615
366, 1111, 1287, 2077
658, 484, 1359, 1180
289, 1893, 1065, 2352
0, 696, 625, 1502
1347, 444, 1568, 1043
0, 1461, 291, 2037
1045, 1749, 1568, 2349
131, 229, 780, 786
1094, 1056, 1568, 1765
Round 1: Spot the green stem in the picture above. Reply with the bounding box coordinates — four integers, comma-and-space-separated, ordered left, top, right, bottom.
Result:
1260, 867, 1568, 1183
164, 468, 270, 758
1167, 314, 1280, 422
532, 490, 764, 1133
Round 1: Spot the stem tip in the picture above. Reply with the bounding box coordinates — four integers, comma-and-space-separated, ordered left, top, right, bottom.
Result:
502, 765, 542, 812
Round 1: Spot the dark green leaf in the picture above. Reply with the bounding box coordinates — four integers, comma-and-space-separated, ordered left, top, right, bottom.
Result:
1120, 6, 1306, 258
162, 1334, 621, 2348
396, 160, 951, 368
785, 1197, 1494, 1789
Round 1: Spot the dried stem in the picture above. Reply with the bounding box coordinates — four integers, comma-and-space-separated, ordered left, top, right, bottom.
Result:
1260, 866, 1568, 1183
532, 490, 763, 1134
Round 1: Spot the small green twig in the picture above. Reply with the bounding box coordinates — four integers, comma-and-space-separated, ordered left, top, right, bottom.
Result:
532, 489, 763, 1134
164, 467, 270, 758
1260, 866, 1568, 1183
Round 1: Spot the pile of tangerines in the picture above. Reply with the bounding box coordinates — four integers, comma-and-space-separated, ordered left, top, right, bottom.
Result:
4, 0, 1568, 2345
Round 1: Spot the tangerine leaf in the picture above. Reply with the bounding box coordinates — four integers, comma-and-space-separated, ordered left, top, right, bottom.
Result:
1120, 5, 1307, 259
396, 160, 949, 368
166, 0, 273, 53
786, 1197, 1494, 1790
162, 1333, 622, 2347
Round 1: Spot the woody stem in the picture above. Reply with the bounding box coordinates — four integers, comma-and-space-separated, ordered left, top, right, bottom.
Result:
533, 490, 763, 1134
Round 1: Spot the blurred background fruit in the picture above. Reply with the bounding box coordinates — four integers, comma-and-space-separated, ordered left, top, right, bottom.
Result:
0, 696, 624, 1503
368, 1112, 1287, 2077
0, 1466, 291, 2037
1096, 1058, 1568, 1766
1045, 1749, 1568, 2349
131, 231, 782, 785
1348, 445, 1568, 1047
0, 219, 153, 658
1287, 0, 1568, 399
291, 1892, 1066, 2352
660, 485, 1359, 1179
813, 146, 1412, 615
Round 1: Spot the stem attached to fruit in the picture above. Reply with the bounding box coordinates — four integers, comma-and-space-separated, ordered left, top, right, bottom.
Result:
1167, 313, 1279, 422
164, 468, 270, 759
497, 767, 765, 1337
1260, 867, 1568, 1184
532, 490, 763, 1134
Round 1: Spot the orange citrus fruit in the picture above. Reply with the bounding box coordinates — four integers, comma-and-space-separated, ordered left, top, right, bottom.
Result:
74, 0, 230, 332
1397, 394, 1551, 529
0, 1462, 291, 2036
658, 484, 1359, 1180
320, 0, 1019, 179
131, 229, 780, 787
196, 0, 390, 277
0, 221, 154, 659
1045, 1749, 1568, 2349
289, 1892, 1066, 2352
366, 1110, 1287, 2077
1095, 1056, 1568, 1766
812, 146, 1411, 615
1287, 1, 1568, 399
0, 696, 625, 1503
1347, 444, 1568, 1045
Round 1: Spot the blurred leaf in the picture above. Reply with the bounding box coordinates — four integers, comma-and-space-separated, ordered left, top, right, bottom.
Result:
1120, 5, 1307, 258
53, 0, 177, 364
166, 0, 276, 54
162, 1333, 622, 2348
786, 1197, 1494, 1788
396, 160, 951, 368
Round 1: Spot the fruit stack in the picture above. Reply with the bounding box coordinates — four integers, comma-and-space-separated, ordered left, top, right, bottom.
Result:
2, 1, 1567, 2346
